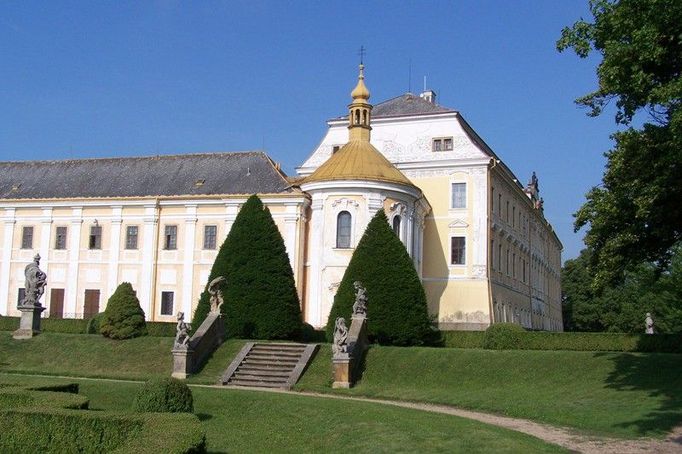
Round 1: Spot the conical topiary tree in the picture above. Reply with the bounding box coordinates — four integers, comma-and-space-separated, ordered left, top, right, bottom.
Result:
326, 209, 435, 346
100, 282, 147, 339
192, 194, 303, 339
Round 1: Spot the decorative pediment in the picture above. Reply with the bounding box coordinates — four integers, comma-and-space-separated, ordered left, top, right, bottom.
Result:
389, 201, 407, 215
448, 219, 469, 228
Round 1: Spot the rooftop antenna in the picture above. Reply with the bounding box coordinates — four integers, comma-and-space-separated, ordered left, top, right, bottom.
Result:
408, 58, 412, 93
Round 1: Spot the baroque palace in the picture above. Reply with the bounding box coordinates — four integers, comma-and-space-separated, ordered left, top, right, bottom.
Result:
0, 66, 563, 331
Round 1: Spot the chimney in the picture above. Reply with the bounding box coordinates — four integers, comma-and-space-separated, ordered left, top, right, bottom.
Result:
420, 90, 436, 104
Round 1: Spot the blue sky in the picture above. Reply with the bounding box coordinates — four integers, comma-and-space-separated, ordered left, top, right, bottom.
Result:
0, 1, 617, 262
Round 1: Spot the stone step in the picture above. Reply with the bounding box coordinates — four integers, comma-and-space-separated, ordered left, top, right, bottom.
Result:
248, 351, 303, 359
246, 354, 300, 363
243, 356, 298, 365
227, 379, 286, 389
252, 344, 307, 351
237, 366, 293, 376
233, 372, 289, 383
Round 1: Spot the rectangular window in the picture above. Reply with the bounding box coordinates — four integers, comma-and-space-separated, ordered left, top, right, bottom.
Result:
497, 244, 502, 271
513, 253, 517, 278
523, 259, 527, 283
21, 226, 33, 249
125, 226, 139, 250
203, 225, 217, 250
451, 183, 466, 209
491, 187, 495, 213
506, 201, 510, 222
491, 239, 495, 270
506, 249, 510, 276
161, 291, 174, 315
498, 194, 502, 215
55, 226, 67, 250
450, 237, 466, 265
432, 137, 453, 152
89, 226, 102, 249
164, 225, 177, 250
512, 206, 516, 228
17, 288, 26, 306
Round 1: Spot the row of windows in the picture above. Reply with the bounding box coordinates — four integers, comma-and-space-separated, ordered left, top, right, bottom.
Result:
331, 136, 456, 155
17, 287, 178, 318
491, 187, 526, 231
18, 225, 219, 251
491, 239, 528, 283
335, 211, 404, 249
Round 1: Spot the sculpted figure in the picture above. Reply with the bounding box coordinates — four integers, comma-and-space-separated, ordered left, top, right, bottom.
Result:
21, 254, 47, 308
332, 317, 348, 357
645, 312, 654, 335
352, 281, 367, 317
208, 276, 226, 313
174, 312, 192, 349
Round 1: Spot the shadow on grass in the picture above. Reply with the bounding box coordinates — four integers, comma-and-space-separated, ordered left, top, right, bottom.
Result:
196, 412, 213, 422
597, 351, 682, 437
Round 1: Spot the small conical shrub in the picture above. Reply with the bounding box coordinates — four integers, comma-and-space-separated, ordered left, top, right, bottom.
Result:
100, 282, 147, 339
326, 209, 435, 346
192, 194, 303, 339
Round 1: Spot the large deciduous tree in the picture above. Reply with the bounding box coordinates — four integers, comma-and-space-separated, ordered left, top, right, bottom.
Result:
557, 0, 682, 287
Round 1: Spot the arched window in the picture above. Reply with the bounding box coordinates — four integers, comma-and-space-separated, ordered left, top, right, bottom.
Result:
392, 215, 401, 237
336, 211, 352, 248
354, 109, 360, 125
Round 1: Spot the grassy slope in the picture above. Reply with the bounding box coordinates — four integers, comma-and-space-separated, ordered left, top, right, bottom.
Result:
0, 332, 245, 381
296, 344, 682, 438
0, 374, 566, 454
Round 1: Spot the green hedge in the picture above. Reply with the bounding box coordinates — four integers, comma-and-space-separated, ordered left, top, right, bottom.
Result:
0, 408, 206, 454
0, 387, 89, 410
483, 323, 526, 350
0, 316, 175, 337
133, 378, 194, 413
442, 329, 681, 353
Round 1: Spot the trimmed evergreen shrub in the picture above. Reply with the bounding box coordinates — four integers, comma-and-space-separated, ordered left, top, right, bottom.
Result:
441, 330, 486, 349
86, 313, 104, 334
192, 194, 303, 340
146, 321, 177, 337
133, 378, 194, 413
326, 209, 435, 346
483, 323, 526, 350
100, 283, 147, 340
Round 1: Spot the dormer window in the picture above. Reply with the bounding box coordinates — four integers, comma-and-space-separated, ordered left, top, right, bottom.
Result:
432, 137, 453, 152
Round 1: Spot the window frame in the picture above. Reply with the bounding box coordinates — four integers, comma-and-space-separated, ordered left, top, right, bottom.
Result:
450, 182, 467, 209
160, 291, 174, 316
21, 226, 34, 249
432, 136, 454, 152
336, 211, 352, 249
164, 225, 178, 250
203, 225, 217, 250
125, 225, 139, 250
88, 225, 102, 250
54, 226, 67, 250
450, 236, 466, 265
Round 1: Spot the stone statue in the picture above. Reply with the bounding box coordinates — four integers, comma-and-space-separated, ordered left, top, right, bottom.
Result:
208, 276, 226, 313
20, 254, 47, 308
352, 281, 367, 317
645, 312, 654, 335
174, 312, 192, 349
332, 317, 348, 357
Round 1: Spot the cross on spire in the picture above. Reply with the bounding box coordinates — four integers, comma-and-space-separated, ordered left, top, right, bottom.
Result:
358, 45, 366, 65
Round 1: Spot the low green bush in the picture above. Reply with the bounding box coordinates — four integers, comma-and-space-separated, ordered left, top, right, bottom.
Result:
0, 408, 206, 454
300, 323, 326, 343
441, 330, 485, 349
133, 378, 194, 413
482, 323, 526, 350
0, 315, 16, 331
86, 313, 105, 334
43, 318, 90, 334
0, 387, 89, 410
146, 321, 177, 337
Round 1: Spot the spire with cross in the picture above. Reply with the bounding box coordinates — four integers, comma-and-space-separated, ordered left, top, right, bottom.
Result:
358, 45, 366, 65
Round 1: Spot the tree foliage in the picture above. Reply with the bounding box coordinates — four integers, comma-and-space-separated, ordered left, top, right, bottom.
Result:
557, 0, 682, 286
325, 209, 435, 346
192, 194, 303, 340
562, 248, 682, 333
100, 282, 147, 339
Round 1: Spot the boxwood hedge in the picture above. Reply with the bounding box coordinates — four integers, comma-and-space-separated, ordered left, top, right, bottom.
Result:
0, 316, 175, 336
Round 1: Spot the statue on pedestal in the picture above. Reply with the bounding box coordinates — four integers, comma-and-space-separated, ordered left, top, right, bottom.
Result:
332, 317, 348, 357
20, 254, 47, 308
174, 312, 192, 349
208, 276, 226, 314
352, 281, 367, 317
645, 312, 654, 335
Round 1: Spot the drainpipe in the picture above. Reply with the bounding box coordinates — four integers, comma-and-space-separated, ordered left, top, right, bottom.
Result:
486, 159, 499, 325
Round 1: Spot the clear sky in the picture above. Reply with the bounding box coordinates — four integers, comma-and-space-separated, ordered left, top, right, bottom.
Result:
1, 1, 617, 262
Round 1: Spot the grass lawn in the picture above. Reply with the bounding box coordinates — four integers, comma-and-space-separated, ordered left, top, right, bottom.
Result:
296, 344, 682, 439
0, 374, 566, 453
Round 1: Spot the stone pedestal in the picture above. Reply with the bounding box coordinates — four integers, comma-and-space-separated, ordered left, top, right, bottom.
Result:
332, 353, 351, 389
12, 305, 46, 340
171, 348, 194, 379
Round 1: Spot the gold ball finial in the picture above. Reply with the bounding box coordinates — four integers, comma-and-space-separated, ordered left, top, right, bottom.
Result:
351, 63, 370, 101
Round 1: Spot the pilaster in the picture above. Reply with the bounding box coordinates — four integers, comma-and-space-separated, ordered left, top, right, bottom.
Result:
0, 208, 16, 315
107, 206, 123, 299
182, 204, 197, 321
65, 207, 83, 317
140, 204, 158, 319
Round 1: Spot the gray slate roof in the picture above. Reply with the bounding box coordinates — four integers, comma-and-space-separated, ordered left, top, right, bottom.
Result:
0, 151, 293, 200
334, 93, 455, 120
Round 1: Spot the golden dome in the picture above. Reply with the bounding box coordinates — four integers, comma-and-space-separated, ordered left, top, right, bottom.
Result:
351, 64, 370, 101
303, 140, 415, 187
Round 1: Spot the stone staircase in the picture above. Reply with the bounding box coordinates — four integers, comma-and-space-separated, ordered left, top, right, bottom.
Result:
220, 342, 318, 390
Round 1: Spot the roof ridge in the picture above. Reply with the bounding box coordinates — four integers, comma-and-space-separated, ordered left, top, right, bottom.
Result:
0, 150, 263, 165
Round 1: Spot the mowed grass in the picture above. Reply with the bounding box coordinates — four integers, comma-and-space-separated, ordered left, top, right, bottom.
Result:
0, 332, 247, 381
296, 344, 682, 438
0, 374, 566, 454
